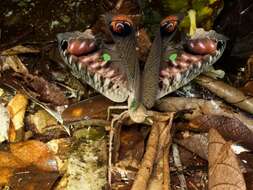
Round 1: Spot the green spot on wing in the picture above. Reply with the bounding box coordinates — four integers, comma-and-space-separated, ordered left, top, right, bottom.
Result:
102, 53, 111, 62
168, 53, 177, 62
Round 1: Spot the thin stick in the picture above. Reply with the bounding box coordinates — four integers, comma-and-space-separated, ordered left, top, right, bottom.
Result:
172, 143, 188, 190
163, 114, 174, 190
108, 111, 129, 187
163, 147, 170, 190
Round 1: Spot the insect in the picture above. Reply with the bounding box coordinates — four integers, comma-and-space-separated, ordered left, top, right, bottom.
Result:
57, 14, 227, 123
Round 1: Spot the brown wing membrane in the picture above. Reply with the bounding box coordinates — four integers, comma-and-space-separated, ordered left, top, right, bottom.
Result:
105, 14, 141, 103
157, 28, 227, 99
142, 30, 162, 108
57, 30, 129, 102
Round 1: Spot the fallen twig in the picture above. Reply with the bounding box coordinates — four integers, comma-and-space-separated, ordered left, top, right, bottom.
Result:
131, 120, 160, 190
147, 113, 174, 190
172, 143, 188, 190
108, 111, 129, 187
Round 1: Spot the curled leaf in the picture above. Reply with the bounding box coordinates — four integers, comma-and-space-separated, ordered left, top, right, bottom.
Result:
196, 75, 253, 114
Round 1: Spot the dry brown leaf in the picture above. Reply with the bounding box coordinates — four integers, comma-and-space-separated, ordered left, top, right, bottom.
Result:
119, 127, 145, 163
188, 115, 253, 150
47, 138, 71, 172
27, 109, 58, 134
0, 152, 25, 186
0, 152, 25, 168
9, 167, 59, 190
0, 55, 28, 74
26, 75, 68, 106
0, 45, 39, 56
196, 75, 253, 114
62, 95, 114, 122
155, 97, 253, 133
208, 128, 246, 190
10, 140, 58, 172
0, 168, 14, 186
175, 133, 208, 160
240, 81, 253, 96
7, 93, 28, 142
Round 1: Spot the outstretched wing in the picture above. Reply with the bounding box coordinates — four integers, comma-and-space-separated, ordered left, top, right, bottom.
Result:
57, 29, 130, 103
157, 28, 227, 99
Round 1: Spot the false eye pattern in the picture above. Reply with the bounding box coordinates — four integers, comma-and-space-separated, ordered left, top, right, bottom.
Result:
160, 15, 178, 34
110, 20, 132, 37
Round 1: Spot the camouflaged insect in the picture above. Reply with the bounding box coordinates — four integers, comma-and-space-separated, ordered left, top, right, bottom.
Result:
57, 14, 227, 122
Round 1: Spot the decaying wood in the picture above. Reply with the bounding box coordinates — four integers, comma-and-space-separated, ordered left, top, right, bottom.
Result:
155, 97, 253, 133
208, 128, 246, 190
196, 75, 253, 114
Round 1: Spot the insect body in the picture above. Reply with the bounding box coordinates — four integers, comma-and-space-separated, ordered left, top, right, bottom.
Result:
57, 14, 227, 123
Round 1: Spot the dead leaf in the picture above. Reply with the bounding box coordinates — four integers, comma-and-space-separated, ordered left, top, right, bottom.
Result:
208, 128, 246, 190
9, 167, 59, 190
10, 140, 58, 172
0, 168, 14, 186
0, 103, 10, 142
175, 133, 208, 160
196, 75, 253, 114
27, 109, 58, 134
62, 95, 114, 122
47, 138, 71, 172
155, 97, 253, 133
0, 152, 25, 168
26, 75, 68, 106
240, 80, 253, 96
7, 93, 28, 142
1, 45, 39, 56
119, 126, 145, 162
188, 115, 253, 150
0, 55, 28, 74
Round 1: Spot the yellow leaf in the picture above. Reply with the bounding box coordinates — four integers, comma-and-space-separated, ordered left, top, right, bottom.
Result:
7, 94, 28, 142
